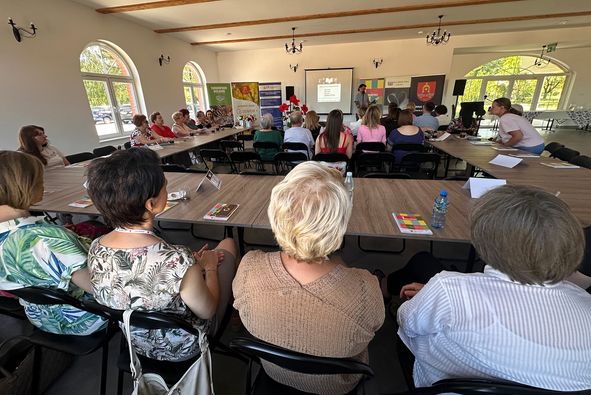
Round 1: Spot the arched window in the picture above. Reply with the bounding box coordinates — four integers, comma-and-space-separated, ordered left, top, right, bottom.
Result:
80, 42, 142, 138
460, 55, 570, 111
183, 62, 206, 119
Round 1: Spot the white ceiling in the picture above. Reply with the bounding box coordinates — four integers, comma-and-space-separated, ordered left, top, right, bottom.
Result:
70, 0, 591, 52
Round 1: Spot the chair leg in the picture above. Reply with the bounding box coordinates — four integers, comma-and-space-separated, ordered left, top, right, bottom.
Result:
30, 345, 41, 395
100, 340, 109, 395
117, 336, 125, 395
245, 359, 253, 395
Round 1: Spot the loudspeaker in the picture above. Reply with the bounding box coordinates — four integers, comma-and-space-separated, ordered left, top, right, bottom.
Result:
286, 86, 295, 99
453, 79, 467, 96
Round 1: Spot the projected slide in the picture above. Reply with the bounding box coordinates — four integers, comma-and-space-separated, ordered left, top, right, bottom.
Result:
305, 68, 353, 114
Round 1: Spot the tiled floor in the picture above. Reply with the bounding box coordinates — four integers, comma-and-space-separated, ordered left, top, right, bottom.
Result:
0, 126, 588, 395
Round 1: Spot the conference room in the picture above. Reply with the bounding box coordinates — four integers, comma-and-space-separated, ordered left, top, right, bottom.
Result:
1, 0, 591, 394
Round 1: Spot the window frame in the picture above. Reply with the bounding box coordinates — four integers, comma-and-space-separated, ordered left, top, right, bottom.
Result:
182, 62, 207, 118
80, 42, 142, 140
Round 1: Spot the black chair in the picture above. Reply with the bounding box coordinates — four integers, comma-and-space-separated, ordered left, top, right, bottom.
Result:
66, 152, 95, 164
92, 145, 117, 157
10, 287, 115, 395
282, 142, 311, 159
355, 142, 386, 152
230, 151, 265, 173
399, 152, 441, 179
406, 378, 591, 394
437, 125, 449, 131
569, 155, 591, 169
200, 148, 235, 173
312, 153, 350, 173
391, 143, 429, 154
237, 133, 254, 149
355, 152, 396, 177
544, 142, 565, 155
229, 336, 374, 395
81, 301, 201, 395
123, 141, 132, 150
551, 147, 580, 162
0, 294, 26, 319
221, 139, 244, 153
274, 152, 308, 175
253, 141, 281, 164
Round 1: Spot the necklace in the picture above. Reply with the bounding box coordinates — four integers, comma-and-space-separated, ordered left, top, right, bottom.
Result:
114, 227, 155, 235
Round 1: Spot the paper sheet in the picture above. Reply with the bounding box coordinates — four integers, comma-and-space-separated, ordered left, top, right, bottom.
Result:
462, 178, 507, 198
489, 154, 522, 168
431, 132, 451, 142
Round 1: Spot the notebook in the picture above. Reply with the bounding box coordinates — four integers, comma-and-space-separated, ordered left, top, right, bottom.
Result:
203, 203, 239, 221
392, 213, 433, 235
540, 162, 580, 169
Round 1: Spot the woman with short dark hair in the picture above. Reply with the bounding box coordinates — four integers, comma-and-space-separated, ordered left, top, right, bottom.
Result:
130, 114, 171, 147
386, 109, 425, 162
86, 148, 238, 361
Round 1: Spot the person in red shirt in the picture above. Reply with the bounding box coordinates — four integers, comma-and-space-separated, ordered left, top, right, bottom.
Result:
149, 112, 176, 139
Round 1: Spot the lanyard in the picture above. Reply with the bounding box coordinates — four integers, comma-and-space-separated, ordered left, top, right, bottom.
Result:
114, 227, 155, 236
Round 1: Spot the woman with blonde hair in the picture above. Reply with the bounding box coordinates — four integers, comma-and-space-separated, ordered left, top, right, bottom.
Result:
18, 125, 69, 168
303, 110, 321, 139
233, 161, 384, 394
0, 150, 105, 335
171, 111, 193, 137
357, 104, 386, 144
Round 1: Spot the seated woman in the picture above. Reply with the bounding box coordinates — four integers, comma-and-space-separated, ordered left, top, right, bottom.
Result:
171, 111, 193, 137
205, 110, 218, 128
303, 110, 322, 141
196, 111, 209, 128
315, 109, 353, 159
18, 125, 70, 168
395, 185, 591, 391
130, 114, 171, 147
381, 103, 401, 139
357, 105, 387, 144
86, 148, 237, 361
233, 162, 384, 394
447, 107, 478, 136
0, 150, 105, 335
387, 109, 425, 163
253, 113, 283, 161
490, 97, 544, 154
149, 112, 176, 139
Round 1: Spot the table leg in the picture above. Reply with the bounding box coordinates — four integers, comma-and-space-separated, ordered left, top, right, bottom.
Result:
236, 227, 245, 257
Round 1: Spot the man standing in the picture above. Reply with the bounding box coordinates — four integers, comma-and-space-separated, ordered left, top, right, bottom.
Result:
354, 84, 369, 120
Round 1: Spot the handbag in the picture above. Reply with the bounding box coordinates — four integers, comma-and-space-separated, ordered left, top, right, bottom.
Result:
123, 310, 215, 395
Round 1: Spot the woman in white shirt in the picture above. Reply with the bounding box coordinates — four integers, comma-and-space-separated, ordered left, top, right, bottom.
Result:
18, 125, 70, 169
171, 111, 193, 137
490, 97, 544, 154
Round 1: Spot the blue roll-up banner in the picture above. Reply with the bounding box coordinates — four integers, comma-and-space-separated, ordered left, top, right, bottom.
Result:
259, 82, 283, 129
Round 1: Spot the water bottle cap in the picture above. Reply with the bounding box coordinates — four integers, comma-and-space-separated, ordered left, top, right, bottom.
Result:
440, 190, 448, 197
346, 172, 353, 177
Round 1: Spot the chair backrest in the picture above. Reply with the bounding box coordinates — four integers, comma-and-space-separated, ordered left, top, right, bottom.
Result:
400, 152, 440, 179
253, 141, 281, 150
312, 153, 349, 163
544, 142, 565, 154
551, 147, 580, 162
355, 152, 396, 176
363, 172, 411, 179
274, 152, 308, 175
81, 300, 200, 336
230, 150, 264, 172
66, 152, 95, 164
391, 143, 428, 153
199, 148, 230, 162
124, 141, 132, 150
237, 134, 254, 142
220, 140, 243, 152
92, 145, 117, 157
425, 378, 591, 395
355, 142, 386, 152
569, 155, 591, 169
282, 142, 309, 152
10, 286, 82, 309
229, 337, 374, 377
437, 125, 448, 131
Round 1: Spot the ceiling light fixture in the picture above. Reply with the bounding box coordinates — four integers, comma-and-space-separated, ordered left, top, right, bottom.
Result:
426, 15, 451, 46
285, 27, 303, 54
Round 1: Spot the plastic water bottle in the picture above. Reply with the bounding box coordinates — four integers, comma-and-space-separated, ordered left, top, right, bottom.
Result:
344, 172, 354, 200
431, 190, 449, 229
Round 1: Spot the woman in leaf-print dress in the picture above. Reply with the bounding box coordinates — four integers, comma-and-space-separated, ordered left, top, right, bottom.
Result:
86, 148, 238, 361
0, 151, 106, 335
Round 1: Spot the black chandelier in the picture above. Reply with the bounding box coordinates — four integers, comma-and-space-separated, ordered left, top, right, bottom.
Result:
285, 27, 303, 54
426, 15, 451, 46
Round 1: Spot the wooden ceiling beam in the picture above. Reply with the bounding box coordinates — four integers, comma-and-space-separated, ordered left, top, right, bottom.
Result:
190, 10, 591, 45
156, 0, 522, 33
96, 0, 219, 14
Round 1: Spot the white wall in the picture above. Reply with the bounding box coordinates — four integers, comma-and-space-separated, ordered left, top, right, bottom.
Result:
0, 0, 218, 154
217, 26, 591, 119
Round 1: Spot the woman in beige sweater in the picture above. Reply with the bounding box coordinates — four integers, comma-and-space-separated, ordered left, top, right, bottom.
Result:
233, 162, 384, 394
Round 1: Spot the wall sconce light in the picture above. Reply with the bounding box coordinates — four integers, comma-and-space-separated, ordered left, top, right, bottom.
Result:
8, 18, 37, 42
289, 63, 299, 72
372, 58, 383, 69
158, 54, 171, 66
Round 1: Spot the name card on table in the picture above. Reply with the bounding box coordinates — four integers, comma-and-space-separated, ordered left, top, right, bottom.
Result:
489, 154, 522, 168
462, 178, 507, 198
195, 170, 222, 192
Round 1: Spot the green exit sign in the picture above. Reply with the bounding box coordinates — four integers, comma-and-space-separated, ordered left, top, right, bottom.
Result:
546, 43, 558, 53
